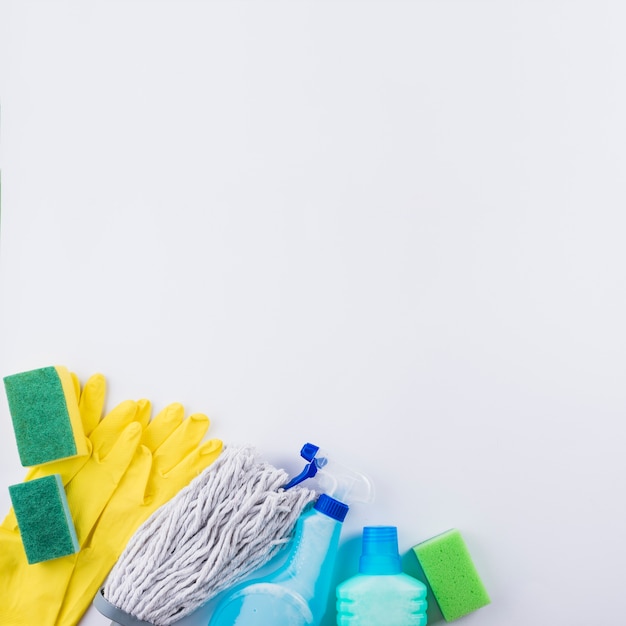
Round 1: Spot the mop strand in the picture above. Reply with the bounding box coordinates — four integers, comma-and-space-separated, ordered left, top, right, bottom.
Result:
104, 444, 317, 626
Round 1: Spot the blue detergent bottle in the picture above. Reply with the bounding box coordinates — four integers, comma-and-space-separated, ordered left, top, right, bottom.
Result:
336, 526, 428, 626
208, 444, 374, 626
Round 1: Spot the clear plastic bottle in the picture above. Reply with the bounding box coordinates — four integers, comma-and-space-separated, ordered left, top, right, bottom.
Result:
208, 494, 348, 626
336, 526, 428, 626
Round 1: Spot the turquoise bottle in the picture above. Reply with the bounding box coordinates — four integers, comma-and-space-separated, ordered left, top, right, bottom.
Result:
208, 494, 348, 626
336, 526, 428, 626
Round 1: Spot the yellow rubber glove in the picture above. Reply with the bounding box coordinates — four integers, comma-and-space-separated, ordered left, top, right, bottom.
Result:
0, 374, 146, 626
1, 372, 106, 531
1, 372, 223, 626
55, 403, 222, 625
1, 374, 149, 532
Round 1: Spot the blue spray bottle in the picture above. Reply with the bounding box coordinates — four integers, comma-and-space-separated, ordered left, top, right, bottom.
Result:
207, 443, 374, 626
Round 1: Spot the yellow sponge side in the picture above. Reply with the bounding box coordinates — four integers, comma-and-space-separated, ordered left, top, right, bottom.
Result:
54, 366, 88, 458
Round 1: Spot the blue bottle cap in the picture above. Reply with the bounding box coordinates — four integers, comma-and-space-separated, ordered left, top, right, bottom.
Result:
359, 526, 402, 575
314, 494, 349, 522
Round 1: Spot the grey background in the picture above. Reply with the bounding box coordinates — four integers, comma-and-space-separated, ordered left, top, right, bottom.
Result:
1, 1, 625, 624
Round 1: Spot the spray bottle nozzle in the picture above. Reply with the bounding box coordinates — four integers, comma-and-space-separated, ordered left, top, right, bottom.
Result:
283, 460, 318, 490
283, 443, 325, 490
300, 443, 320, 462
284, 443, 374, 508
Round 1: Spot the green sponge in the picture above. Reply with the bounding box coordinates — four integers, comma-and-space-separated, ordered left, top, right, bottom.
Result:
9, 474, 80, 564
412, 529, 490, 621
3, 365, 88, 466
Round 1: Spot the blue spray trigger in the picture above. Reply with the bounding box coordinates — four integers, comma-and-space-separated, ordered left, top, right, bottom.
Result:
284, 443, 325, 490
283, 442, 373, 507
283, 461, 318, 490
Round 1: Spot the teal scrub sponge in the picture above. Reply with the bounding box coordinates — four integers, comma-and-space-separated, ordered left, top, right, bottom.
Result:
9, 474, 80, 564
412, 529, 490, 621
3, 365, 88, 466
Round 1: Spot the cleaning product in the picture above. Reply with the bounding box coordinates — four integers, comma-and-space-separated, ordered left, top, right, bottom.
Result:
8, 474, 79, 564
0, 371, 222, 626
412, 529, 490, 621
336, 526, 427, 626
56, 403, 222, 626
0, 378, 147, 626
207, 443, 374, 626
4, 365, 88, 465
95, 444, 318, 626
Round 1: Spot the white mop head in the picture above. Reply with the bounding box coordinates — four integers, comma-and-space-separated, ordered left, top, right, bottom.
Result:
104, 444, 317, 626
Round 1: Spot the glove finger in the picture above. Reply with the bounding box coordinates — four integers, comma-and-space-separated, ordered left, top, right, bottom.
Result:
82, 445, 153, 534
141, 403, 185, 452
54, 446, 153, 626
146, 439, 223, 510
67, 421, 143, 544
70, 371, 80, 401
167, 437, 223, 480
146, 438, 222, 503
54, 544, 116, 626
135, 398, 152, 430
153, 413, 210, 475
78, 373, 107, 436
114, 444, 154, 509
0, 509, 18, 531
90, 400, 139, 457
